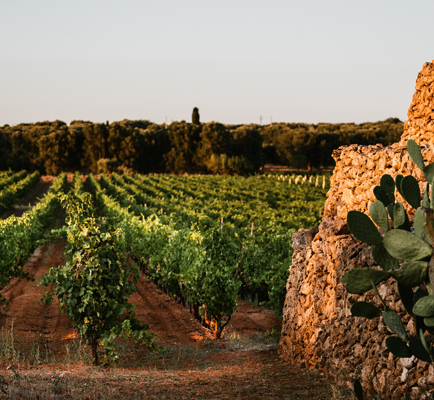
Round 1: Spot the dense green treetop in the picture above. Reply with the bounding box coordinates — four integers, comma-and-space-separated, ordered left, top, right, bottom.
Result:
0, 117, 403, 175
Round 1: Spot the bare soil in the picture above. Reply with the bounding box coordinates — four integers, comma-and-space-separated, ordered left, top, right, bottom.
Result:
1, 176, 56, 219
0, 240, 346, 399
0, 240, 282, 355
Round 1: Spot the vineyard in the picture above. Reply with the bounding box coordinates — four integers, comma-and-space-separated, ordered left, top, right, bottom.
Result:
0, 170, 336, 397
91, 172, 328, 337
1, 170, 328, 342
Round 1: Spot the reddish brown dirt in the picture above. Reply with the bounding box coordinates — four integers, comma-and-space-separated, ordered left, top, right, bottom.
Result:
0, 241, 74, 351
0, 222, 340, 398
131, 279, 212, 344
131, 280, 281, 346
0, 241, 281, 352
1, 176, 55, 219
226, 301, 280, 337
0, 352, 338, 399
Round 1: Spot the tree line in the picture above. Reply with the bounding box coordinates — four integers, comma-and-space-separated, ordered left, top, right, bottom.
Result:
258, 117, 403, 169
0, 112, 403, 175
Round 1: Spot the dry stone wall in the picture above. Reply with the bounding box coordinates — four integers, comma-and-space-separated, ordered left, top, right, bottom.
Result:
400, 62, 434, 147
279, 61, 434, 399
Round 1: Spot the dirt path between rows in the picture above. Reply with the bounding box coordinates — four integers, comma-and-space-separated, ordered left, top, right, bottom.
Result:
131, 276, 282, 346
1, 176, 55, 219
0, 241, 73, 350
0, 241, 281, 353
0, 239, 343, 399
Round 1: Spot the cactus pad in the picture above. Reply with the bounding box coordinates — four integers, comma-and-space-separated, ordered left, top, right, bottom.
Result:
420, 329, 433, 357
374, 186, 391, 207
382, 309, 408, 341
340, 268, 390, 294
389, 261, 428, 287
380, 174, 395, 193
383, 229, 433, 261
431, 179, 434, 207
387, 204, 394, 222
393, 202, 406, 229
351, 301, 382, 319
425, 164, 434, 185
396, 174, 404, 197
400, 175, 421, 209
414, 207, 425, 239
386, 336, 412, 358
380, 174, 395, 203
371, 243, 398, 271
347, 210, 383, 245
414, 287, 428, 305
369, 201, 389, 232
353, 380, 364, 400
397, 282, 415, 317
423, 209, 434, 247
413, 296, 434, 317
423, 184, 430, 208
407, 139, 426, 172
409, 337, 432, 362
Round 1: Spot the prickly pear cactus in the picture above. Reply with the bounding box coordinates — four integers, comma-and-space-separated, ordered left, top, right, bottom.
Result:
341, 139, 434, 364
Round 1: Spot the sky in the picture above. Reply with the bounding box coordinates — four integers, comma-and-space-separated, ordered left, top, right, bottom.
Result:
1, 0, 433, 126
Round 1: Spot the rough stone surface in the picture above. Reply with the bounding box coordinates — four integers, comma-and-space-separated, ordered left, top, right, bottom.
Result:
326, 143, 434, 221
400, 61, 434, 147
279, 61, 434, 399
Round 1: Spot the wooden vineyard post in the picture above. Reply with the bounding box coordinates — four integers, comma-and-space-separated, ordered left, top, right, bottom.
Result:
251, 222, 254, 237
221, 217, 223, 233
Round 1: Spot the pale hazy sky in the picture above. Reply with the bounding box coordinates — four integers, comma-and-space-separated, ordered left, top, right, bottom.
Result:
1, 0, 433, 126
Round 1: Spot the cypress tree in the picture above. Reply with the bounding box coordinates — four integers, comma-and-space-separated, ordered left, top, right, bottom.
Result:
192, 107, 200, 125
